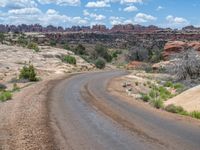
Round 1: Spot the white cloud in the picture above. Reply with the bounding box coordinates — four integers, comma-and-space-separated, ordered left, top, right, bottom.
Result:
1, 8, 88, 26
120, 0, 143, 4
123, 5, 138, 12
109, 16, 135, 25
83, 10, 106, 21
37, 0, 81, 6
156, 6, 163, 11
85, 1, 110, 8
166, 15, 189, 25
8, 8, 42, 15
0, 0, 37, 9
134, 13, 157, 23
109, 16, 123, 25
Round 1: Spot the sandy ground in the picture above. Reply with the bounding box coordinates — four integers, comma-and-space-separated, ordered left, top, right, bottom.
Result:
0, 75, 65, 150
165, 85, 200, 112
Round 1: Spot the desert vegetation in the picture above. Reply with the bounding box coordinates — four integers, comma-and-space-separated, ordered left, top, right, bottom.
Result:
19, 64, 38, 81
62, 55, 77, 65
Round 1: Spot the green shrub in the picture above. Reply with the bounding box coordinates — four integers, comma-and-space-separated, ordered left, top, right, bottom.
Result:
164, 81, 173, 88
0, 91, 12, 102
62, 55, 76, 65
151, 99, 164, 109
95, 44, 112, 62
19, 64, 38, 81
190, 111, 200, 119
63, 43, 70, 50
95, 58, 106, 69
141, 94, 150, 102
149, 90, 157, 99
173, 83, 184, 90
0, 32, 5, 43
50, 40, 56, 46
135, 82, 139, 86
27, 42, 39, 52
75, 44, 86, 55
165, 104, 185, 114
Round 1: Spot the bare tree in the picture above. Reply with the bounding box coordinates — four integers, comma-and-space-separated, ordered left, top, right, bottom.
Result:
168, 48, 200, 80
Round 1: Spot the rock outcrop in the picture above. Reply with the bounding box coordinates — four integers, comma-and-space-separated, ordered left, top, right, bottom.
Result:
163, 41, 200, 60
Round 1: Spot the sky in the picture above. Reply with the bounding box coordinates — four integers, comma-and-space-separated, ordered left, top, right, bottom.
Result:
0, 0, 200, 28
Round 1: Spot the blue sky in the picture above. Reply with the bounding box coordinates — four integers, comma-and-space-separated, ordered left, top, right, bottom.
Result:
0, 0, 200, 28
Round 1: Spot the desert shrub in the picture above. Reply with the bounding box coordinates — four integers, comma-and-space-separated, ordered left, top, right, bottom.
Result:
151, 99, 164, 109
19, 64, 38, 81
141, 93, 150, 102
75, 44, 87, 55
63, 43, 70, 50
169, 49, 200, 80
165, 104, 185, 114
190, 111, 200, 119
94, 44, 112, 62
0, 84, 7, 91
62, 55, 76, 65
50, 40, 56, 46
173, 83, 184, 90
0, 91, 12, 102
0, 32, 5, 43
27, 42, 39, 52
17, 35, 28, 47
164, 81, 173, 88
135, 82, 139, 86
95, 58, 106, 69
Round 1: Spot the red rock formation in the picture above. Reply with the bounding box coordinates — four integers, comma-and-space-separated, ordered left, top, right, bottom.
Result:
163, 41, 200, 60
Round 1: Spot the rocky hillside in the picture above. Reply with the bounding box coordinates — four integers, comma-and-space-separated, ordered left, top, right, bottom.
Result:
0, 44, 94, 88
163, 41, 200, 60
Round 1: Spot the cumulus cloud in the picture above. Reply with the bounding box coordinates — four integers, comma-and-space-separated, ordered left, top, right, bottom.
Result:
166, 15, 189, 25
0, 0, 37, 9
109, 16, 135, 25
8, 7, 42, 15
134, 13, 157, 23
1, 8, 88, 26
83, 10, 106, 21
37, 0, 81, 6
85, 1, 110, 8
123, 5, 138, 12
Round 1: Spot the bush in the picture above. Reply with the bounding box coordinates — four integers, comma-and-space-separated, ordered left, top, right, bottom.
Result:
62, 55, 76, 65
94, 44, 112, 62
190, 111, 200, 119
0, 91, 12, 102
165, 104, 186, 114
141, 93, 150, 102
95, 58, 106, 69
75, 44, 86, 55
0, 32, 5, 44
50, 40, 56, 46
63, 44, 70, 50
19, 64, 38, 81
0, 84, 7, 91
173, 83, 184, 90
151, 99, 164, 109
164, 81, 173, 88
27, 42, 39, 52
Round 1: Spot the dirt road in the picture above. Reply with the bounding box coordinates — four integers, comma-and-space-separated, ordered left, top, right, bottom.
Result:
50, 70, 200, 150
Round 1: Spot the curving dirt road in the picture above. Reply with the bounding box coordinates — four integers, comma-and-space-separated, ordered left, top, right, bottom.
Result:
49, 70, 200, 150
